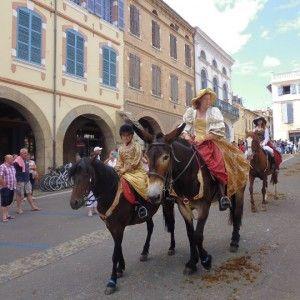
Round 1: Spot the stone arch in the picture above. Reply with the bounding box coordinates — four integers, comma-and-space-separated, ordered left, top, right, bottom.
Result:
56, 105, 116, 165
0, 85, 52, 173
133, 111, 164, 134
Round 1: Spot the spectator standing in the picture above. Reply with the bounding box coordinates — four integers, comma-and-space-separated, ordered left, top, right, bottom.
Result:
28, 154, 38, 190
94, 146, 102, 161
14, 148, 40, 214
0, 155, 16, 222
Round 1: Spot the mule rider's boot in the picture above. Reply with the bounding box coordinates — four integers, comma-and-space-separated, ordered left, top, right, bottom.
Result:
218, 183, 231, 211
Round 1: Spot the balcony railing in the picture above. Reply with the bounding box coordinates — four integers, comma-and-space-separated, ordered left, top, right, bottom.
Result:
215, 99, 239, 119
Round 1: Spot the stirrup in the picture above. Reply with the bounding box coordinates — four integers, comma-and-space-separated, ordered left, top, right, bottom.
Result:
219, 196, 231, 211
136, 205, 148, 219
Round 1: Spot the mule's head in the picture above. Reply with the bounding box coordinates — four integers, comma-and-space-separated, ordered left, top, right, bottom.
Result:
133, 123, 186, 204
68, 157, 95, 210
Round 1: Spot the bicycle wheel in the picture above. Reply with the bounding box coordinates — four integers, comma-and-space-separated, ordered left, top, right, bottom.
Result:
49, 176, 61, 191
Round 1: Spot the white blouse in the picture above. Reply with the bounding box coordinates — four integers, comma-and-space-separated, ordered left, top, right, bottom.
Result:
182, 107, 226, 137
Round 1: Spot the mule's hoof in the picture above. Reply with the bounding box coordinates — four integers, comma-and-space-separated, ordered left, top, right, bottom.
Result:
201, 255, 212, 270
168, 249, 175, 256
261, 204, 267, 211
183, 266, 197, 275
105, 281, 117, 295
105, 286, 117, 295
229, 245, 239, 253
140, 254, 148, 262
116, 271, 123, 278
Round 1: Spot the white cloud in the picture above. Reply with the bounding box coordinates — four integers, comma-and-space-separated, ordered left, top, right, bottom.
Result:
163, 0, 267, 54
276, 0, 300, 10
263, 56, 281, 68
278, 16, 300, 32
233, 61, 257, 75
261, 30, 270, 39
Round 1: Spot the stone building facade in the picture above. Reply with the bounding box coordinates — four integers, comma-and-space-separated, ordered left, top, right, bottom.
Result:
123, 0, 195, 134
0, 0, 124, 172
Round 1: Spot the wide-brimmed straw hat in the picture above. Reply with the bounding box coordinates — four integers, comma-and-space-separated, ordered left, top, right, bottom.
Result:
191, 88, 217, 108
253, 117, 267, 126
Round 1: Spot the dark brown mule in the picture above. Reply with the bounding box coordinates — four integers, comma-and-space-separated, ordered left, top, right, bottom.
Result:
133, 123, 246, 275
68, 157, 175, 295
246, 131, 278, 212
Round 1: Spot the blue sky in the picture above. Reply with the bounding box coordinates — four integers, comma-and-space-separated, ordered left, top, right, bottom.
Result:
164, 0, 300, 109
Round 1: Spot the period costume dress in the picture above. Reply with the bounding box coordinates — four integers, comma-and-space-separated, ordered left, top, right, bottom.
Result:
183, 94, 250, 198
115, 141, 149, 200
253, 117, 282, 170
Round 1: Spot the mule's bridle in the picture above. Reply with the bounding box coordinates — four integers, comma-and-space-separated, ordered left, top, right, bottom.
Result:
147, 142, 201, 194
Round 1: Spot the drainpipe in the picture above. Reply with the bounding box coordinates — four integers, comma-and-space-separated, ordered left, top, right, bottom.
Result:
52, 0, 57, 168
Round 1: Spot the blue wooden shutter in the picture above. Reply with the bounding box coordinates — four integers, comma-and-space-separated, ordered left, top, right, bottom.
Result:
118, 0, 124, 29
278, 86, 283, 96
66, 31, 76, 75
291, 84, 297, 94
17, 8, 30, 61
87, 0, 95, 13
30, 13, 42, 64
103, 47, 110, 85
103, 0, 111, 22
94, 0, 103, 17
76, 35, 84, 77
110, 49, 116, 87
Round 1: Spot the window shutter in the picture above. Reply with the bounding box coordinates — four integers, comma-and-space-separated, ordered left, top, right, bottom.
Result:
282, 103, 288, 123
157, 66, 161, 96
152, 65, 161, 96
103, 47, 110, 85
76, 35, 84, 77
171, 75, 178, 102
17, 9, 30, 61
152, 21, 155, 47
66, 31, 76, 75
130, 5, 134, 34
87, 0, 95, 13
130, 5, 139, 36
186, 82, 192, 106
170, 35, 177, 59
110, 49, 116, 87
94, 0, 103, 18
30, 14, 42, 64
118, 0, 124, 29
135, 6, 140, 36
129, 54, 134, 87
185, 45, 191, 67
291, 84, 297, 94
278, 86, 283, 96
103, 0, 111, 22
152, 21, 160, 48
287, 102, 294, 123
136, 56, 140, 88
129, 54, 140, 89
152, 65, 156, 94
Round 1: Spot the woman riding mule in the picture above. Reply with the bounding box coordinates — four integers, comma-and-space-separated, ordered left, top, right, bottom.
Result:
252, 117, 282, 171
182, 88, 250, 210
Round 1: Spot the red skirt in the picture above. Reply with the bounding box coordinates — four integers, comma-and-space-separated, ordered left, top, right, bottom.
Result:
194, 140, 228, 185
267, 141, 282, 169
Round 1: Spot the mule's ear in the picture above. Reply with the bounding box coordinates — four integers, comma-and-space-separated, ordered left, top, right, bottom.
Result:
131, 122, 154, 144
165, 123, 186, 144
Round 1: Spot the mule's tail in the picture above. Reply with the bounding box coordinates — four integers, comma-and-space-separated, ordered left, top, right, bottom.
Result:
162, 199, 175, 233
229, 194, 235, 225
229, 192, 244, 226
270, 171, 278, 185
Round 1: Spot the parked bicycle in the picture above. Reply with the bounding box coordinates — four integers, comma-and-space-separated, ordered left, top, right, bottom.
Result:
39, 163, 73, 192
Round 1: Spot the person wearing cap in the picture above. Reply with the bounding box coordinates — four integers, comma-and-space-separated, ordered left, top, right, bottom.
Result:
253, 117, 282, 170
94, 147, 103, 161
182, 88, 250, 211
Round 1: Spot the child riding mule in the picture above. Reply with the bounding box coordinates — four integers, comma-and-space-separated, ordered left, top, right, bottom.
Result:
133, 123, 246, 275
247, 131, 278, 212
68, 157, 175, 295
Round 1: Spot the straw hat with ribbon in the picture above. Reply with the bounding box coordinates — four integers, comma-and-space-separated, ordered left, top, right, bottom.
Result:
191, 88, 217, 108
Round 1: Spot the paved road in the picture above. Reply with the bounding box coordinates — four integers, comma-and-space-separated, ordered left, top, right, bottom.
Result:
0, 154, 299, 300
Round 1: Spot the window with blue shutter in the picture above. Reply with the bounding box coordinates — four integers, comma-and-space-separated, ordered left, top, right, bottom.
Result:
17, 8, 42, 65
87, 0, 95, 13
66, 30, 85, 78
103, 0, 112, 22
278, 86, 283, 96
287, 102, 294, 124
291, 84, 296, 94
102, 46, 117, 87
118, 0, 124, 29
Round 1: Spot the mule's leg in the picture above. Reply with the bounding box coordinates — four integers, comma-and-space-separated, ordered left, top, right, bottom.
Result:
249, 175, 256, 213
162, 200, 176, 255
140, 219, 154, 262
105, 228, 124, 295
194, 202, 212, 270
274, 183, 278, 199
116, 246, 125, 278
183, 219, 198, 275
262, 178, 267, 211
230, 192, 244, 252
